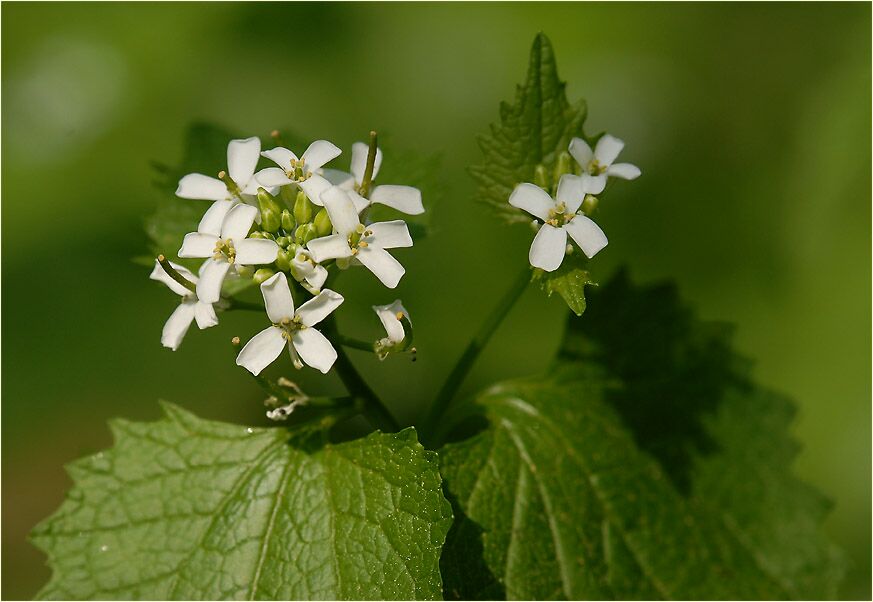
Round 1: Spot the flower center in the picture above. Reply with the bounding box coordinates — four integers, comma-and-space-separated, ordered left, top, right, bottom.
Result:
276, 315, 306, 340
545, 202, 576, 227
587, 159, 607, 176
213, 238, 236, 263
284, 158, 312, 183
348, 224, 374, 255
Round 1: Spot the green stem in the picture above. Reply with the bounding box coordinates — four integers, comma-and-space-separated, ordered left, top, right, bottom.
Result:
224, 298, 263, 312
421, 266, 531, 441
323, 316, 400, 432
335, 334, 375, 353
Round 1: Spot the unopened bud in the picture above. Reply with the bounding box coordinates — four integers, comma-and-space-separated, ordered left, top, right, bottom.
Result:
553, 152, 572, 183
293, 190, 313, 225
295, 223, 317, 245
236, 266, 254, 279
281, 209, 295, 232
261, 208, 280, 233
314, 208, 332, 236
534, 164, 549, 189
275, 249, 292, 271
253, 268, 275, 284
249, 231, 266, 239
275, 235, 290, 248
580, 194, 599, 216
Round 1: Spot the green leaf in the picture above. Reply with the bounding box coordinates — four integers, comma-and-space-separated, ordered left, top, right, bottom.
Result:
469, 33, 587, 225
32, 403, 453, 600
439, 270, 844, 599
531, 253, 595, 316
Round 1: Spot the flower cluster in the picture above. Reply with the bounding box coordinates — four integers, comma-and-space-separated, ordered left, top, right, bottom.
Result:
151, 133, 421, 381
509, 134, 640, 272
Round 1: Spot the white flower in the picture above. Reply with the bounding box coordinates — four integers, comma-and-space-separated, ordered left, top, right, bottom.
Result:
509, 175, 608, 272
307, 186, 413, 289
373, 300, 409, 345
175, 137, 264, 201
321, 141, 424, 215
150, 259, 218, 351
568, 134, 641, 194
178, 203, 279, 303
235, 272, 344, 375
289, 248, 328, 294
254, 140, 342, 205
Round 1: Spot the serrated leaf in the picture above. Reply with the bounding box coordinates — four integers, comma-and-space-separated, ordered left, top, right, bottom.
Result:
470, 33, 587, 224
32, 403, 453, 600
531, 253, 595, 316
439, 270, 844, 600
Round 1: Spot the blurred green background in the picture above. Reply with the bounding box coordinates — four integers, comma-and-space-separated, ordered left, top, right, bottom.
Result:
2, 2, 870, 599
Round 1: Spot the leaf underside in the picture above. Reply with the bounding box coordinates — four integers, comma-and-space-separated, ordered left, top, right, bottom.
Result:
32, 403, 453, 600
439, 269, 845, 600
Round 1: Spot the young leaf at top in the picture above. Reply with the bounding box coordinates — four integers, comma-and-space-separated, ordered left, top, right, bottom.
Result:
438, 269, 844, 600
32, 403, 453, 600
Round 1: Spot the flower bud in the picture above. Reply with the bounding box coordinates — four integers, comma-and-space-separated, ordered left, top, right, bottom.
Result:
553, 151, 572, 182
293, 190, 313, 225
580, 194, 599, 216
314, 208, 333, 236
280, 184, 296, 205
260, 208, 280, 233
249, 231, 265, 239
275, 249, 292, 272
275, 235, 291, 248
236, 265, 254, 279
281, 209, 295, 232
253, 268, 275, 284
534, 164, 549, 189
295, 223, 317, 245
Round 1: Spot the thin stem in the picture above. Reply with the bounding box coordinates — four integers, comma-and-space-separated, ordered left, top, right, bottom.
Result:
224, 298, 263, 312
157, 255, 196, 294
358, 130, 378, 198
420, 266, 532, 442
335, 334, 375, 353
323, 315, 400, 432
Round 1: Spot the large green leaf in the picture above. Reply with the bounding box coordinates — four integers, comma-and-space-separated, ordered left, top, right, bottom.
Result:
439, 270, 844, 600
32, 403, 453, 600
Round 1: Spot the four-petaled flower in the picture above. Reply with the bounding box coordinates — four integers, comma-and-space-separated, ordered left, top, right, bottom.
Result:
290, 248, 328, 294
236, 272, 344, 375
254, 140, 342, 205
176, 137, 264, 202
178, 203, 279, 303
374, 300, 409, 346
150, 259, 218, 351
509, 174, 608, 272
307, 186, 413, 288
568, 134, 641, 194
321, 142, 424, 215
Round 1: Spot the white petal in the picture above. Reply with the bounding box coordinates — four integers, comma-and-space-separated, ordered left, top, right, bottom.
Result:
307, 234, 353, 262
236, 326, 287, 376
373, 300, 408, 343
299, 174, 331, 206
150, 260, 197, 297
357, 245, 405, 288
255, 167, 293, 188
606, 163, 641, 180
350, 141, 383, 185
161, 302, 196, 351
306, 264, 328, 290
196, 258, 231, 303
296, 289, 344, 327
568, 137, 594, 169
564, 215, 608, 259
555, 174, 586, 212
370, 185, 424, 215
301, 140, 342, 170
320, 168, 355, 189
349, 191, 371, 214
220, 203, 258, 241
508, 183, 555, 221
580, 173, 607, 195
194, 301, 218, 329
366, 220, 412, 249
321, 186, 361, 237
529, 224, 567, 272
594, 134, 624, 166
261, 147, 298, 169
260, 272, 295, 323
227, 137, 261, 186
291, 328, 337, 373
198, 200, 234, 237
234, 239, 279, 265
179, 232, 219, 258
176, 173, 228, 201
